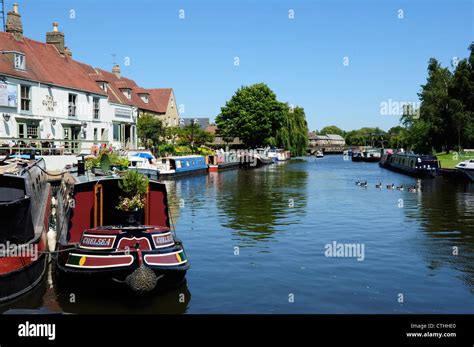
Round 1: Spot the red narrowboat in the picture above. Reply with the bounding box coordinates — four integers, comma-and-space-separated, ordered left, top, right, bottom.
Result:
54, 168, 189, 293
0, 158, 51, 302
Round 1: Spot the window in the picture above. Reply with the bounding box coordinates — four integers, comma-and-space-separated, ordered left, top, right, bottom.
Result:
14, 53, 26, 70
27, 124, 38, 138
20, 85, 31, 111
122, 89, 131, 100
68, 94, 77, 117
113, 123, 121, 141
93, 128, 98, 141
140, 94, 149, 104
99, 82, 108, 92
93, 97, 100, 119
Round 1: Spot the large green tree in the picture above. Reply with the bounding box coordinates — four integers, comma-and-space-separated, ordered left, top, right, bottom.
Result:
216, 83, 287, 148
319, 125, 345, 136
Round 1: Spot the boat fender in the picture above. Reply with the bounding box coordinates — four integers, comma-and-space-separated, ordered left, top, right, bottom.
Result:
126, 265, 158, 293
47, 228, 57, 253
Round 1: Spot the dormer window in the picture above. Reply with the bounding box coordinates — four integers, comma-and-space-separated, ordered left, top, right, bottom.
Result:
98, 82, 108, 92
14, 53, 26, 70
121, 88, 132, 100
139, 94, 149, 104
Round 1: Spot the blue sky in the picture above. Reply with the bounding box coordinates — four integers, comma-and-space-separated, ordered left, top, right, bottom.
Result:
16, 0, 474, 131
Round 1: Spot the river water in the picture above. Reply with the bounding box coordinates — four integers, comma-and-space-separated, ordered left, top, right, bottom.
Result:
2, 155, 474, 313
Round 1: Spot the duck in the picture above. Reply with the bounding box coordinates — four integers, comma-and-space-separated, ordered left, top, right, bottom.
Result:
387, 183, 395, 190
355, 180, 361, 186
408, 185, 417, 193
360, 181, 368, 188
375, 182, 382, 189
396, 185, 404, 191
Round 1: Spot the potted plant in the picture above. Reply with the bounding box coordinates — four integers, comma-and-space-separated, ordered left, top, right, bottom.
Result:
116, 170, 149, 225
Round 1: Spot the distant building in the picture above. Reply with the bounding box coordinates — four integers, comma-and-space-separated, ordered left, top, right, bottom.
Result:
180, 118, 209, 129
309, 134, 346, 147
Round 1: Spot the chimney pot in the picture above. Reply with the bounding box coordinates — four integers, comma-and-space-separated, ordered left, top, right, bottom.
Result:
53, 22, 59, 32
112, 64, 121, 78
13, 3, 18, 14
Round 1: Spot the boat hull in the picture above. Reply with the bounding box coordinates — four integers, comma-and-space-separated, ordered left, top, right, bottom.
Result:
0, 252, 48, 303
456, 168, 474, 181
380, 161, 437, 178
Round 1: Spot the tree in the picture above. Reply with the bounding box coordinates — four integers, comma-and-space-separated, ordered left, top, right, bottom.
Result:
216, 83, 287, 148
319, 125, 344, 136
137, 114, 164, 148
275, 105, 309, 156
178, 124, 215, 148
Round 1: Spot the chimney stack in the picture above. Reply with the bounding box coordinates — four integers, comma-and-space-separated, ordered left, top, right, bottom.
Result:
6, 3, 24, 40
64, 47, 73, 58
46, 22, 65, 55
112, 64, 121, 78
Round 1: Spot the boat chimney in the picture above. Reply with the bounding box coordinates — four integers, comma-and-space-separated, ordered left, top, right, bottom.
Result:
77, 158, 85, 176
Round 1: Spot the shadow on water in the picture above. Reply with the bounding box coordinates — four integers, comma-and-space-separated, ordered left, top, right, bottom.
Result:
405, 177, 474, 292
52, 269, 192, 314
216, 160, 308, 244
1, 263, 191, 314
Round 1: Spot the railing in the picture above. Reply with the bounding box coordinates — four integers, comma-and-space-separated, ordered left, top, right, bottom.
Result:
0, 137, 109, 156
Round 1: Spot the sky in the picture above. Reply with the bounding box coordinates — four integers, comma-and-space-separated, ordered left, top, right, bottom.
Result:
11, 0, 474, 131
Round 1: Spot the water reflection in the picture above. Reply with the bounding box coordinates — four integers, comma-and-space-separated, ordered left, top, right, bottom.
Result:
216, 161, 308, 244
53, 273, 192, 314
405, 178, 474, 291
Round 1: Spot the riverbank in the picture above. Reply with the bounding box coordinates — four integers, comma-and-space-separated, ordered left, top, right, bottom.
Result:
436, 152, 474, 169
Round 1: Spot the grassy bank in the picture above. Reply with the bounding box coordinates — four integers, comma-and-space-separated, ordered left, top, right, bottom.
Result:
435, 152, 474, 169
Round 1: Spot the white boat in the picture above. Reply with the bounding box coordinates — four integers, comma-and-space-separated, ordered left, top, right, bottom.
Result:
316, 150, 324, 158
268, 148, 291, 162
455, 159, 474, 181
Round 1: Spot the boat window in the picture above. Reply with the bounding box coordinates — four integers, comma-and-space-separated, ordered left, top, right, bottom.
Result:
186, 161, 190, 167
176, 161, 182, 169
192, 160, 195, 166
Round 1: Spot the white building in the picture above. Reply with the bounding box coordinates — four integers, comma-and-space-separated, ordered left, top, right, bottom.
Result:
0, 4, 137, 154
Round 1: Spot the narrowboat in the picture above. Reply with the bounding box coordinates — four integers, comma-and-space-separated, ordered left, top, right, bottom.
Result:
0, 157, 51, 302
455, 159, 474, 181
352, 151, 364, 162
207, 151, 240, 172
268, 148, 291, 162
129, 154, 208, 179
156, 155, 208, 178
54, 166, 189, 293
363, 149, 382, 162
379, 152, 440, 177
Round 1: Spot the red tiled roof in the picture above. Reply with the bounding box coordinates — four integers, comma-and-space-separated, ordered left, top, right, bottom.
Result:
0, 32, 105, 96
0, 31, 174, 112
95, 68, 172, 114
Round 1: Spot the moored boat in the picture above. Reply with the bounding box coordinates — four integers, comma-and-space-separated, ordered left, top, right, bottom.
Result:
315, 150, 324, 158
379, 152, 439, 178
455, 159, 474, 181
268, 148, 291, 162
54, 166, 189, 293
351, 151, 364, 162
363, 149, 382, 162
0, 157, 51, 302
207, 151, 240, 172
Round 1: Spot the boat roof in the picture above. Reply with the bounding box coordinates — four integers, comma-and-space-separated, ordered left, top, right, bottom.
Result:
0, 157, 45, 177
392, 153, 438, 158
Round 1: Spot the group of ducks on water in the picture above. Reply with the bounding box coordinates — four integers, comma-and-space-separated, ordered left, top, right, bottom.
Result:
355, 180, 422, 192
